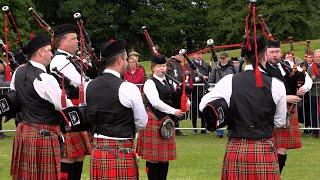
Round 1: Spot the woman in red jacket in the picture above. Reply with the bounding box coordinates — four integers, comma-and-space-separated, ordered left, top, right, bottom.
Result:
124, 51, 146, 84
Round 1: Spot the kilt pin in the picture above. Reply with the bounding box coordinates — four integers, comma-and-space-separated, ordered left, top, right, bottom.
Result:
221, 138, 281, 180
11, 123, 62, 180
90, 138, 139, 180
274, 112, 302, 149
137, 111, 177, 161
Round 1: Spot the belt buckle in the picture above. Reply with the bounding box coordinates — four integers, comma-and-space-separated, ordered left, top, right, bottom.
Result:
39, 129, 51, 137
118, 141, 125, 149
118, 148, 131, 154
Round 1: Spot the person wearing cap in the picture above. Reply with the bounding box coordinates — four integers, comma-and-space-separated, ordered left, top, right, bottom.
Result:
265, 39, 312, 174
137, 55, 185, 180
10, 34, 73, 179
191, 51, 211, 134
86, 39, 147, 179
208, 51, 238, 138
50, 23, 91, 180
200, 35, 286, 179
123, 50, 146, 84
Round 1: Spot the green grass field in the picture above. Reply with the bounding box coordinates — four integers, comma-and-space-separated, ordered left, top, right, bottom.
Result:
1, 120, 320, 180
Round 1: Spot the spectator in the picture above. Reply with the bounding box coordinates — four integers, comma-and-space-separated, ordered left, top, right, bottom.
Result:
0, 63, 10, 138
209, 52, 238, 138
307, 49, 320, 138
191, 51, 211, 134
299, 54, 313, 133
123, 51, 146, 84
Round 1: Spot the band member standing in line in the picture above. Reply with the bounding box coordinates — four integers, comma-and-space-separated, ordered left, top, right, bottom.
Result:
200, 35, 287, 179
10, 35, 72, 180
86, 39, 147, 179
265, 39, 312, 174
137, 55, 185, 180
50, 24, 91, 180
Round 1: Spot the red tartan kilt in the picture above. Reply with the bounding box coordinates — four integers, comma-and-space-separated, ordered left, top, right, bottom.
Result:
221, 138, 280, 180
11, 123, 62, 180
62, 131, 92, 158
90, 138, 138, 180
274, 113, 302, 149
136, 111, 177, 161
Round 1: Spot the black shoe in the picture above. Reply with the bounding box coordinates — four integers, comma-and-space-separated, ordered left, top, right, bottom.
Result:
192, 130, 197, 135
200, 130, 207, 134
0, 133, 7, 138
175, 130, 186, 136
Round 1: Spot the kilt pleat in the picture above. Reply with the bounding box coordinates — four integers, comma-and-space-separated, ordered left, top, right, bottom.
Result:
62, 131, 92, 158
11, 123, 62, 180
274, 113, 302, 149
90, 138, 138, 180
136, 111, 177, 161
221, 138, 280, 180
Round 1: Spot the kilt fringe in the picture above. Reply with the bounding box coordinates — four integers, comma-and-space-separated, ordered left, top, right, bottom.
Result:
137, 111, 177, 161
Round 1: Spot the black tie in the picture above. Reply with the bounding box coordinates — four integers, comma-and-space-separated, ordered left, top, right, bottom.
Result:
274, 65, 281, 75
163, 79, 171, 91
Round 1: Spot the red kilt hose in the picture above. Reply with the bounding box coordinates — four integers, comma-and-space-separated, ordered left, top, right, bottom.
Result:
90, 138, 139, 180
62, 131, 92, 158
274, 112, 302, 149
221, 138, 281, 180
136, 111, 177, 161
11, 123, 62, 180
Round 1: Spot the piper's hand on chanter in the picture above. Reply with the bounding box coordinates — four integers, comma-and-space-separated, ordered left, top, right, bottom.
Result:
296, 87, 306, 96
312, 75, 316, 80
286, 95, 302, 104
174, 109, 185, 117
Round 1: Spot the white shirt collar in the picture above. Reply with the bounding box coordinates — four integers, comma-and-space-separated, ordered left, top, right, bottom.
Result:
57, 49, 73, 57
103, 69, 121, 78
29, 60, 47, 73
244, 64, 267, 74
153, 74, 166, 83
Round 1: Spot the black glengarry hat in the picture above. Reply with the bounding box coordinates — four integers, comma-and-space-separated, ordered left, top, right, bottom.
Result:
266, 39, 281, 48
151, 55, 166, 64
25, 34, 51, 55
100, 39, 127, 60
243, 35, 267, 58
54, 24, 78, 39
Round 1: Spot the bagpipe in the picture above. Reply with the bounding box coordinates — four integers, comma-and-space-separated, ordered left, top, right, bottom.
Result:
0, 88, 90, 132
1, 6, 27, 79
29, 7, 54, 38
73, 12, 101, 78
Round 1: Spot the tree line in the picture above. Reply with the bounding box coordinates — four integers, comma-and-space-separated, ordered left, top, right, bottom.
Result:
1, 0, 319, 60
